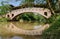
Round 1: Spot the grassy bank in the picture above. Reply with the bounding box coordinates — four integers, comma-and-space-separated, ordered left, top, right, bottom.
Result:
0, 17, 8, 22
42, 15, 60, 39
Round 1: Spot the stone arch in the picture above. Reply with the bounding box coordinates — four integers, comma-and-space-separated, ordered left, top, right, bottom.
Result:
6, 8, 52, 20
11, 12, 45, 20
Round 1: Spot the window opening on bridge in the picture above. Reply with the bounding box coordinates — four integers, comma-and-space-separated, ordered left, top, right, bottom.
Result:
7, 15, 9, 17
12, 14, 14, 17
44, 12, 47, 16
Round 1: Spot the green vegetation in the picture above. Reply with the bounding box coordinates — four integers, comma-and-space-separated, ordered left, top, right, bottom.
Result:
0, 1, 12, 22
47, 13, 58, 24
14, 12, 59, 24
42, 15, 60, 39
0, 5, 12, 15
0, 0, 60, 39
0, 17, 8, 22
0, 0, 60, 22
14, 12, 47, 24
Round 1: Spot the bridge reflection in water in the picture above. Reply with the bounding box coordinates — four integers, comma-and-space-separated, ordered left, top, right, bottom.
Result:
0, 22, 49, 39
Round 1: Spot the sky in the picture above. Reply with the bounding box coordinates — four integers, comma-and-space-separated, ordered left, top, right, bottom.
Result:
0, 0, 22, 6
0, 0, 46, 7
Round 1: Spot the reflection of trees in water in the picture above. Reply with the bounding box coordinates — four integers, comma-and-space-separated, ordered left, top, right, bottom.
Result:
0, 22, 49, 39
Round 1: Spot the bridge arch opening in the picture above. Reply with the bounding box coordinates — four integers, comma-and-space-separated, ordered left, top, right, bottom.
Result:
44, 12, 47, 16
12, 14, 14, 17
11, 12, 47, 24
12, 12, 37, 21
7, 15, 10, 17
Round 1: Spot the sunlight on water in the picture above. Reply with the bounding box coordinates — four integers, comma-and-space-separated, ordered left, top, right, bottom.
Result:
11, 36, 23, 39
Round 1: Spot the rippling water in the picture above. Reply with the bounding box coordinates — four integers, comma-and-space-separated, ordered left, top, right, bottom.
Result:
0, 22, 46, 39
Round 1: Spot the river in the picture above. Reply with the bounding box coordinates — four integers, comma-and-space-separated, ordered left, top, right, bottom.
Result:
0, 22, 49, 39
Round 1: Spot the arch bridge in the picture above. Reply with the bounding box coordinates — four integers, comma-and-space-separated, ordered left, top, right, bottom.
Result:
4, 7, 52, 35
6, 7, 52, 20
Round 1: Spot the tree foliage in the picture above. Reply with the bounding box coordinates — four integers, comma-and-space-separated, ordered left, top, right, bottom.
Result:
42, 15, 60, 39
0, 1, 12, 15
46, 0, 60, 13
0, 5, 12, 15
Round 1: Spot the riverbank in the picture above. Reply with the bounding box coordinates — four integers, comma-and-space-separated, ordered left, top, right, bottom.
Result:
0, 17, 8, 22
42, 15, 60, 39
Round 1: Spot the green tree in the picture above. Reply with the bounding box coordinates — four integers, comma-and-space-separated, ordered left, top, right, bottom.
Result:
46, 0, 60, 13
42, 15, 60, 39
0, 1, 12, 15
21, 0, 34, 7
0, 5, 12, 15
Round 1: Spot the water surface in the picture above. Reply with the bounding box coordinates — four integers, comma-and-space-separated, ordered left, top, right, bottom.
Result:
0, 22, 45, 39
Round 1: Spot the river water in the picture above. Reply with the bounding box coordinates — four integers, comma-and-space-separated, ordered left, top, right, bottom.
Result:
0, 22, 46, 39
